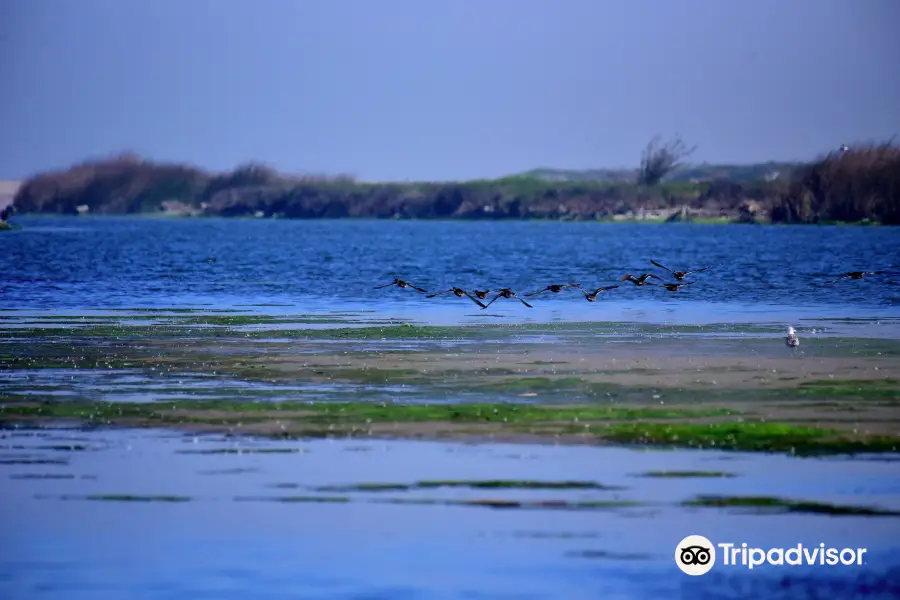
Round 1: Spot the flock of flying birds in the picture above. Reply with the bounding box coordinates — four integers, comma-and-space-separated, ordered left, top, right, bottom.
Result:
375, 259, 899, 312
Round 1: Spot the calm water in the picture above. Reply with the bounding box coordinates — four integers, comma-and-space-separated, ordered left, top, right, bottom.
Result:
2, 217, 899, 322
2, 428, 899, 600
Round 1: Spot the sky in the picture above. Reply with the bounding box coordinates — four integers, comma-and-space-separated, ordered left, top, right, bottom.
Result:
1, 0, 899, 181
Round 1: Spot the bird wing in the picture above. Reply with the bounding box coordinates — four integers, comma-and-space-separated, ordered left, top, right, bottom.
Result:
594, 285, 619, 294
482, 293, 502, 309
516, 295, 534, 308
650, 259, 673, 273
823, 275, 846, 284
647, 273, 664, 280
426, 289, 452, 298
464, 292, 487, 308
525, 286, 551, 297
409, 284, 429, 293
688, 267, 710, 274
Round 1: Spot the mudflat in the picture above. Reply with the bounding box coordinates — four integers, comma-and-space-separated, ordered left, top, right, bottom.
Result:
2, 313, 899, 454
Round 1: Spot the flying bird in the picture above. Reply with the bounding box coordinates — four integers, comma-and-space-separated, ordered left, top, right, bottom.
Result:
619, 273, 662, 286
472, 290, 493, 300
576, 285, 619, 302
426, 287, 487, 308
525, 283, 579, 297
824, 271, 887, 284
374, 278, 428, 293
482, 288, 533, 309
651, 281, 695, 292
649, 259, 709, 281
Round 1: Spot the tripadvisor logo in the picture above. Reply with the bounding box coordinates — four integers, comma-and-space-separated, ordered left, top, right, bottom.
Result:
675, 535, 869, 574
675, 535, 716, 576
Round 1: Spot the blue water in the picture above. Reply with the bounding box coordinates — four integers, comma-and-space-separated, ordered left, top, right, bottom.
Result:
1, 429, 899, 600
3, 217, 900, 599
2, 217, 899, 322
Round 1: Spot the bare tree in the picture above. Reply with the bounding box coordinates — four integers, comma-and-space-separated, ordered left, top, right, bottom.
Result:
638, 134, 697, 185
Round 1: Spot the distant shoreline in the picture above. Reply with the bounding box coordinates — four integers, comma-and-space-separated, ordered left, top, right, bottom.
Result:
10, 143, 900, 225
11, 212, 892, 226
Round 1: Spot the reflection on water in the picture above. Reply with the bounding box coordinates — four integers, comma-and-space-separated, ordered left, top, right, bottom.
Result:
1, 427, 898, 599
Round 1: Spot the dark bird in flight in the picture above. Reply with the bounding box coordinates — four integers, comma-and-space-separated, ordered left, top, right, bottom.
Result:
472, 290, 493, 300
824, 271, 887, 284
575, 285, 619, 302
374, 278, 428, 293
482, 288, 533, 309
525, 283, 579, 297
619, 273, 662, 286
649, 259, 709, 280
426, 287, 487, 308
651, 281, 695, 292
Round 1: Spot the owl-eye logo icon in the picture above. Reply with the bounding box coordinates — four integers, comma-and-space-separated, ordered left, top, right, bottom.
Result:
675, 535, 716, 575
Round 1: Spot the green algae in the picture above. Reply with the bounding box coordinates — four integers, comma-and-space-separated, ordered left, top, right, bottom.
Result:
175, 447, 306, 455
566, 549, 653, 561
683, 495, 900, 516
635, 470, 737, 478
296, 402, 736, 423
234, 495, 352, 503
795, 378, 900, 400
231, 495, 643, 511
9, 473, 76, 480
36, 494, 192, 502
0, 399, 733, 423
0, 458, 68, 465
312, 480, 623, 493
595, 421, 900, 455
3, 399, 900, 454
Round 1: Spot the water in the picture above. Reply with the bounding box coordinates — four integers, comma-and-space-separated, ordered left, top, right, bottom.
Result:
3, 217, 899, 321
1, 428, 899, 599
3, 217, 900, 599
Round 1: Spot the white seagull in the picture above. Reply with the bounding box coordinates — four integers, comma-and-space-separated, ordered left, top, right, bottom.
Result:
785, 326, 800, 349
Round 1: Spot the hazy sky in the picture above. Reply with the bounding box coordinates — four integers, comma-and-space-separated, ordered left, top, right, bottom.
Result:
2, 0, 898, 181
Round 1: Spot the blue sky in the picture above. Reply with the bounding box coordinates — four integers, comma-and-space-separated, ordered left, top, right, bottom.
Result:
1, 0, 898, 181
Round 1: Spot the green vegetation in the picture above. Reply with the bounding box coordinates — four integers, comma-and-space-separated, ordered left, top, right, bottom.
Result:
311, 480, 623, 492
684, 495, 900, 516
773, 141, 900, 224
229, 495, 642, 510
3, 399, 899, 455
13, 140, 899, 223
635, 470, 737, 478
38, 494, 193, 502
598, 421, 899, 455
0, 399, 735, 424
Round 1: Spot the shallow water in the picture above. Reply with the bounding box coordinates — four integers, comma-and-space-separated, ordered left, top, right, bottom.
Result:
1, 426, 899, 599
